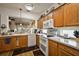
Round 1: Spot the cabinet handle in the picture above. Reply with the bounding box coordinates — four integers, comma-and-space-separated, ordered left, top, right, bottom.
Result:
16, 37, 19, 46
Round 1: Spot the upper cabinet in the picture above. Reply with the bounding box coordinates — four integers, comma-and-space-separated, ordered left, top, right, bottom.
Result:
37, 3, 79, 28
47, 12, 53, 19
37, 17, 43, 29
77, 4, 79, 25
53, 6, 64, 27
64, 4, 78, 26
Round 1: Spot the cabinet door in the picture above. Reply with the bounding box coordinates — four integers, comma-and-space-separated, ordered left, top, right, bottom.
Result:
1, 37, 13, 51
19, 36, 28, 48
48, 40, 58, 56
49, 45, 58, 56
36, 35, 39, 47
37, 20, 40, 28
0, 39, 3, 52
77, 4, 79, 25
64, 4, 78, 26
11, 36, 17, 49
58, 49, 73, 56
37, 17, 43, 29
58, 44, 79, 56
53, 6, 64, 27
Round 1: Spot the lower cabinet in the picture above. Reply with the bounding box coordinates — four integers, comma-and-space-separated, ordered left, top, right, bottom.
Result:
58, 49, 73, 56
16, 35, 28, 48
11, 37, 17, 49
48, 40, 58, 56
48, 39, 79, 56
0, 39, 3, 52
19, 35, 28, 48
0, 35, 28, 52
58, 44, 79, 56
1, 37, 16, 52
36, 35, 40, 47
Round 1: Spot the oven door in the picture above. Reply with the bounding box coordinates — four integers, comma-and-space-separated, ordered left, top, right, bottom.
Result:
39, 35, 48, 56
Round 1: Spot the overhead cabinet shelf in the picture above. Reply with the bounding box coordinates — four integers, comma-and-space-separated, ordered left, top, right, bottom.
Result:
64, 4, 78, 26
53, 3, 79, 27
38, 3, 79, 28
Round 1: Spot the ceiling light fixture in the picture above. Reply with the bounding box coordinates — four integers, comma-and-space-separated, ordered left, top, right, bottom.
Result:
25, 4, 34, 12
19, 8, 22, 26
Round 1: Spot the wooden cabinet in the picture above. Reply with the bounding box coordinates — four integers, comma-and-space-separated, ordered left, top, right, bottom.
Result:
58, 44, 79, 56
10, 37, 17, 49
0, 39, 3, 52
38, 3, 79, 28
53, 6, 64, 27
53, 3, 79, 27
77, 4, 79, 25
58, 49, 73, 56
36, 35, 40, 47
1, 37, 16, 51
48, 39, 79, 56
19, 35, 28, 48
0, 35, 28, 52
64, 4, 78, 26
37, 17, 44, 29
0, 37, 16, 52
16, 35, 28, 48
48, 39, 58, 56
47, 12, 53, 19
37, 16, 48, 29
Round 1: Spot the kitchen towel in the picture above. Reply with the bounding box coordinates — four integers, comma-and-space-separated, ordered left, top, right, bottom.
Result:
5, 37, 11, 44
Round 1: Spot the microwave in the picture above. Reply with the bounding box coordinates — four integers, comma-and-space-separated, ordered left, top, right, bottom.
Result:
43, 19, 54, 28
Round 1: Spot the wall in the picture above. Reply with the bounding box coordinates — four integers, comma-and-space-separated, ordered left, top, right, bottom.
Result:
0, 7, 39, 31
0, 7, 40, 20
0, 14, 9, 32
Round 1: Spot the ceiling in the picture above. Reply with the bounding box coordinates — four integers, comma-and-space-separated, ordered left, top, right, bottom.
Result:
0, 3, 54, 15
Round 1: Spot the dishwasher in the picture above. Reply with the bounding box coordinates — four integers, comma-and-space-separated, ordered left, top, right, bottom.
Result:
28, 34, 36, 47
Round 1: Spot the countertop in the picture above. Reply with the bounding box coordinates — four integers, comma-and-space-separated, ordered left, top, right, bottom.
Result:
0, 33, 29, 37
48, 36, 79, 50
0, 33, 37, 37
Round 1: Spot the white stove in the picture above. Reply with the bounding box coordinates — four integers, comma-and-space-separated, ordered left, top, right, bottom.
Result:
39, 29, 48, 56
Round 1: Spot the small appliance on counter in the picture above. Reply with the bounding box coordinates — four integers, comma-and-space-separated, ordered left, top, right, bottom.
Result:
74, 30, 79, 38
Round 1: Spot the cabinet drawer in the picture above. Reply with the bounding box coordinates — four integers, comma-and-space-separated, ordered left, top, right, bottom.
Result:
58, 48, 73, 56
48, 39, 58, 56
59, 44, 79, 56
48, 39, 57, 47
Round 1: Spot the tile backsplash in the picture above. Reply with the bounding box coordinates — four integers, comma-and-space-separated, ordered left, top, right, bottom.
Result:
57, 27, 79, 38
59, 30, 76, 38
